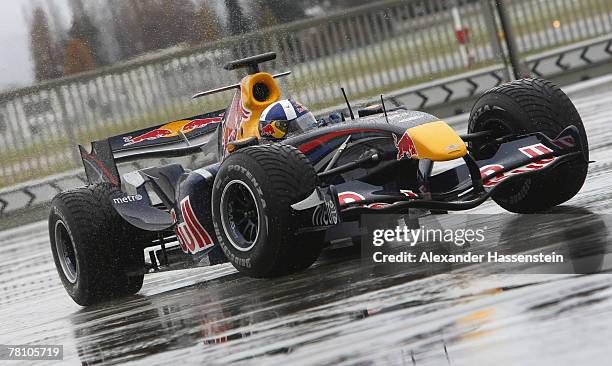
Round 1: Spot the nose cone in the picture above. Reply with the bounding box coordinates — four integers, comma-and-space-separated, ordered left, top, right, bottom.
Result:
406, 121, 467, 161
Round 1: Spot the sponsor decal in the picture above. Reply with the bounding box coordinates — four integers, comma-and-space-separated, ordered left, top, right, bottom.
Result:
123, 115, 222, 146
365, 197, 417, 210
260, 123, 275, 137
81, 151, 119, 186
224, 92, 242, 149
519, 143, 555, 170
446, 144, 461, 151
112, 194, 143, 204
399, 115, 422, 123
337, 190, 418, 209
123, 128, 173, 146
363, 190, 418, 209
312, 200, 339, 226
551, 135, 576, 149
393, 131, 418, 160
240, 105, 251, 121
400, 189, 418, 198
293, 100, 306, 114
180, 116, 223, 134
223, 92, 251, 151
298, 129, 381, 154
365, 190, 418, 209
337, 191, 366, 206
479, 164, 506, 187
480, 143, 556, 187
366, 202, 390, 209
172, 196, 215, 254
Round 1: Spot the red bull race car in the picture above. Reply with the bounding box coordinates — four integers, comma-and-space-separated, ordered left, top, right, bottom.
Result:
48, 52, 589, 305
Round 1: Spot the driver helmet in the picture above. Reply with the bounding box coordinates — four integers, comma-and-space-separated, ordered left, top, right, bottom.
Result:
259, 99, 317, 140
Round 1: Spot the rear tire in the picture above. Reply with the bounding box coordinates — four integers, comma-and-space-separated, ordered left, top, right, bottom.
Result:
212, 144, 325, 277
468, 78, 588, 213
49, 183, 148, 306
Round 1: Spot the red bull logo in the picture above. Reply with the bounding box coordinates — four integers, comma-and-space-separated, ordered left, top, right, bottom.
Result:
122, 115, 223, 146
180, 116, 223, 134
393, 131, 419, 160
260, 123, 275, 136
123, 129, 173, 146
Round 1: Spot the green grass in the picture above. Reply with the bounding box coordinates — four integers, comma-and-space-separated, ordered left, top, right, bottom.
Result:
1, 161, 77, 188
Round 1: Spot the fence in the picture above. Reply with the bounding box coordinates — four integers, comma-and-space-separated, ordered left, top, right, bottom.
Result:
1, 0, 612, 188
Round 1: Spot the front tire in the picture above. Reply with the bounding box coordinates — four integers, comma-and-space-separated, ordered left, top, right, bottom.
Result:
212, 144, 325, 277
468, 78, 589, 213
49, 183, 148, 306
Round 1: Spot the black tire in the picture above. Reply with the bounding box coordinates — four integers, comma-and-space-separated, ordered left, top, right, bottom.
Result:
211, 143, 325, 277
468, 78, 588, 213
49, 183, 148, 306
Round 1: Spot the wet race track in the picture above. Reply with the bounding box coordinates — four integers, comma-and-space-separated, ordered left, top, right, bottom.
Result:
3, 77, 612, 365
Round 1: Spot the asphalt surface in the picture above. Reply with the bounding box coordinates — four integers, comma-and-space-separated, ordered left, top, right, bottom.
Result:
2, 78, 612, 365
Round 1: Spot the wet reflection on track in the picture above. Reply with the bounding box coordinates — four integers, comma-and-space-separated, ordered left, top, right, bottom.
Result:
3, 86, 612, 365
62, 207, 612, 365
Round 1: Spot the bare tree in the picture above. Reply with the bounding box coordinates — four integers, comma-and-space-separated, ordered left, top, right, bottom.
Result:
67, 0, 104, 65
224, 0, 250, 36
28, 6, 61, 81
261, 0, 307, 23
111, 0, 146, 59
63, 39, 96, 75
107, 0, 220, 57
192, 2, 223, 44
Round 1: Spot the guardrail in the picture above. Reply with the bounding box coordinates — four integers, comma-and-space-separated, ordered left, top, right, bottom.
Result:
1, 0, 611, 189
3, 35, 612, 221
0, 154, 210, 218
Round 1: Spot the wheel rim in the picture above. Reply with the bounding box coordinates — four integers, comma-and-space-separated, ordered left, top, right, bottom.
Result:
220, 180, 261, 252
473, 117, 513, 159
54, 220, 78, 284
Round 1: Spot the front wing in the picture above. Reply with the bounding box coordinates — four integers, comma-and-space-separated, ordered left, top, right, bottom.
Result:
293, 125, 587, 217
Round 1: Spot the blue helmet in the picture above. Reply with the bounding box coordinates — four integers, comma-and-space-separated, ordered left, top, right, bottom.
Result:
259, 99, 317, 140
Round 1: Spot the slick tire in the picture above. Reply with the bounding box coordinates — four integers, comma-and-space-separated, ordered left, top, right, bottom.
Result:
212, 143, 325, 277
468, 78, 589, 213
49, 183, 148, 306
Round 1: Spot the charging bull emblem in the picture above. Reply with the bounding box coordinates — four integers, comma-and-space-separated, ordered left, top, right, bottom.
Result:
124, 129, 173, 146
393, 131, 418, 160
180, 116, 223, 134
123, 115, 223, 146
260, 123, 275, 136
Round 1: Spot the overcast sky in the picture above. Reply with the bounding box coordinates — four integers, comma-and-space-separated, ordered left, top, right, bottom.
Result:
0, 0, 232, 92
0, 0, 71, 90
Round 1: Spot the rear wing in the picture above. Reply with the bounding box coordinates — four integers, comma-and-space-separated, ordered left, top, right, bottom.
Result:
79, 109, 225, 186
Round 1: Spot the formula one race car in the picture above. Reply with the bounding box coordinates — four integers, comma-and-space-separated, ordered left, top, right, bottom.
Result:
49, 52, 589, 305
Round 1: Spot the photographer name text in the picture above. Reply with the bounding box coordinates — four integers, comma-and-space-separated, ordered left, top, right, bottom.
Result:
373, 251, 564, 264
